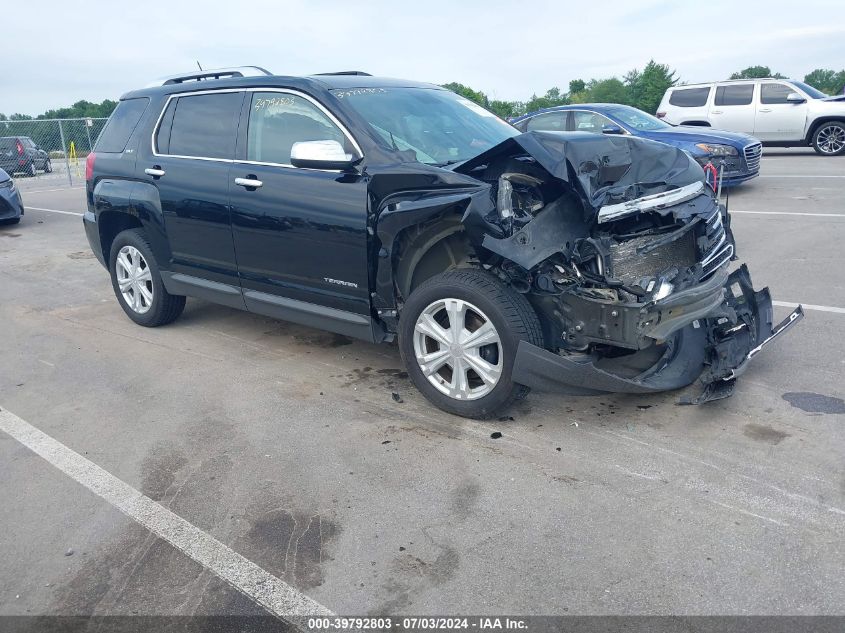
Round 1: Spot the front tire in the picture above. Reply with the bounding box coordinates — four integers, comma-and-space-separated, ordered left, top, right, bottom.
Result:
398, 269, 544, 419
109, 229, 185, 327
812, 121, 845, 156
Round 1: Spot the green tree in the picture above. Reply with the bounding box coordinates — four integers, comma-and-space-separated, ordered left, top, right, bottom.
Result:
584, 78, 629, 104
729, 66, 784, 79
524, 87, 569, 113
625, 60, 677, 113
441, 82, 489, 106
568, 79, 586, 94
804, 68, 845, 95
488, 99, 523, 119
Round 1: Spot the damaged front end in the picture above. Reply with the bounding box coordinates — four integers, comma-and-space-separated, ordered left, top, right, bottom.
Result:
454, 132, 803, 403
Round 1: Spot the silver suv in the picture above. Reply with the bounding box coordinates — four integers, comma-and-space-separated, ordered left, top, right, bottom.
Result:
657, 78, 845, 156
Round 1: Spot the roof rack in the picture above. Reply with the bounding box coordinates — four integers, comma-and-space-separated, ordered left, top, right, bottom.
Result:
313, 71, 372, 76
145, 66, 273, 88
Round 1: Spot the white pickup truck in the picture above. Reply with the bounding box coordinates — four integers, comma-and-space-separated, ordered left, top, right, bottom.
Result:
657, 78, 845, 156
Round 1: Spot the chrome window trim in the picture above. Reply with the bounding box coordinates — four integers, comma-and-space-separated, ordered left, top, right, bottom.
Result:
150, 87, 363, 170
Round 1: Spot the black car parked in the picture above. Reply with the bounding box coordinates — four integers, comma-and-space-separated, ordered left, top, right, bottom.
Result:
83, 67, 802, 418
0, 168, 24, 224
0, 136, 52, 177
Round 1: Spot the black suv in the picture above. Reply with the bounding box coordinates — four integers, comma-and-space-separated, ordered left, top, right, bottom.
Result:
84, 67, 802, 418
0, 136, 52, 176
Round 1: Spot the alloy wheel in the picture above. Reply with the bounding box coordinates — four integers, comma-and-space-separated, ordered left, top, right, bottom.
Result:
817, 124, 845, 155
115, 245, 154, 314
413, 298, 503, 401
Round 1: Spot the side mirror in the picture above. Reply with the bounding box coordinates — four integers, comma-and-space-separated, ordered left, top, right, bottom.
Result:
786, 92, 806, 104
290, 140, 356, 170
601, 124, 624, 135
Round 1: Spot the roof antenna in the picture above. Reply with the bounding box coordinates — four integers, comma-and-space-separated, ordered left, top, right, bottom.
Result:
196, 60, 203, 71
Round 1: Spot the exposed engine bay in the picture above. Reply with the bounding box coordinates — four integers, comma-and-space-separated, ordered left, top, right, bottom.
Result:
374, 132, 804, 403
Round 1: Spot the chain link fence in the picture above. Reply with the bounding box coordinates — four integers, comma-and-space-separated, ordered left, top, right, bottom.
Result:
0, 117, 108, 186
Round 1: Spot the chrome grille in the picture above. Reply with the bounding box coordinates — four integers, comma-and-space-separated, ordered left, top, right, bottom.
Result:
699, 207, 732, 279
743, 142, 763, 173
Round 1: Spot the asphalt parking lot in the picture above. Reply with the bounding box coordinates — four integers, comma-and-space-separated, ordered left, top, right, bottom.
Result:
1, 149, 843, 618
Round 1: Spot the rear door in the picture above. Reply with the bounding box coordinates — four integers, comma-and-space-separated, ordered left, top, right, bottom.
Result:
143, 90, 244, 291
709, 83, 756, 133
753, 82, 809, 141
229, 89, 371, 330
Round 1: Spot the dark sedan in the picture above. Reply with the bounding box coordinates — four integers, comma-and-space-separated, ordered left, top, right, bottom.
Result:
0, 168, 24, 225
511, 104, 763, 187
0, 136, 52, 177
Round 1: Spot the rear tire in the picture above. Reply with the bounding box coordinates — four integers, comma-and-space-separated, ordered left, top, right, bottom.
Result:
398, 269, 544, 419
812, 121, 845, 156
108, 228, 185, 327
44, 159, 53, 173
28, 161, 37, 177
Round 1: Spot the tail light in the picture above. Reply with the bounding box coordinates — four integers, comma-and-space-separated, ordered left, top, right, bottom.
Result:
85, 152, 96, 181
656, 112, 666, 119
16, 139, 24, 165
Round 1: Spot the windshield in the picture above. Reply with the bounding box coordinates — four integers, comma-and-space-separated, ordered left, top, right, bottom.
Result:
605, 106, 670, 131
788, 81, 828, 99
332, 87, 519, 166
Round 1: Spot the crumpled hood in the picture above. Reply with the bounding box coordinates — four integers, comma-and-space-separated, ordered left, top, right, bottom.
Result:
455, 131, 705, 211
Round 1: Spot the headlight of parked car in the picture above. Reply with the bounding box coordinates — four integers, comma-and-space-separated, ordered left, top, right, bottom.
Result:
695, 143, 738, 157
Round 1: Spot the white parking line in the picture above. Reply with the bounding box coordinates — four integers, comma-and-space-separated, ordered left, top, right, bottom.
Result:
773, 301, 845, 315
757, 175, 845, 179
731, 210, 845, 218
26, 206, 84, 216
0, 406, 333, 620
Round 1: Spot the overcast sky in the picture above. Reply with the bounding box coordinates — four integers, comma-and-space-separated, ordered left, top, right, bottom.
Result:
5, 0, 845, 115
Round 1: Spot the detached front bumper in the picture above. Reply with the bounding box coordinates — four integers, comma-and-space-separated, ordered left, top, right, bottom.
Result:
512, 265, 803, 403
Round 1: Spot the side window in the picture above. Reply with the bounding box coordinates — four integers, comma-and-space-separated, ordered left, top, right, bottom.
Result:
164, 92, 243, 159
96, 98, 150, 153
668, 87, 710, 107
761, 83, 797, 104
714, 85, 754, 106
571, 111, 615, 133
525, 111, 567, 132
247, 92, 350, 165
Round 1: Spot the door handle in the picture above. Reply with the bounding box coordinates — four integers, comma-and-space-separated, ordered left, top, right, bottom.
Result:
758, 108, 772, 113
234, 177, 263, 189
145, 167, 165, 178
711, 110, 723, 115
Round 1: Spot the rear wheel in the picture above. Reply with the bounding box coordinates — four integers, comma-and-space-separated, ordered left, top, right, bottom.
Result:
812, 121, 845, 156
398, 269, 544, 419
44, 159, 53, 173
28, 161, 37, 177
109, 229, 185, 327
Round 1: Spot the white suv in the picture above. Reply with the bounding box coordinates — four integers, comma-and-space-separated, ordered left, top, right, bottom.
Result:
657, 79, 845, 156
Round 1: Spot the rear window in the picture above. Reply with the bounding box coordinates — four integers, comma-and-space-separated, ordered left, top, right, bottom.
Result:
715, 85, 754, 106
0, 138, 18, 151
95, 98, 150, 153
668, 87, 710, 107
164, 92, 242, 159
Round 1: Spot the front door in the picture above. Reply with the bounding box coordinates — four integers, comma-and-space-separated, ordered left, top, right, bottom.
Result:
228, 89, 371, 335
143, 90, 245, 291
753, 82, 809, 141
